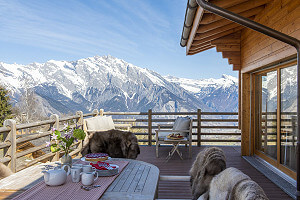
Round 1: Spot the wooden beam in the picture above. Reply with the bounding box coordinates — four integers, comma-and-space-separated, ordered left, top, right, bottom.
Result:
189, 45, 214, 53
200, 0, 271, 24
188, 46, 214, 55
186, 7, 205, 55
216, 45, 240, 52
209, 0, 249, 9
241, 73, 251, 156
222, 51, 241, 58
211, 39, 240, 46
195, 22, 242, 41
228, 57, 241, 65
197, 6, 264, 33
189, 42, 212, 51
195, 16, 253, 42
233, 65, 241, 71
192, 26, 243, 46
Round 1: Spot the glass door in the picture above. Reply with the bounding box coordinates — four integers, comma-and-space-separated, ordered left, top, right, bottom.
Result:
280, 65, 297, 171
255, 71, 277, 160
254, 63, 297, 178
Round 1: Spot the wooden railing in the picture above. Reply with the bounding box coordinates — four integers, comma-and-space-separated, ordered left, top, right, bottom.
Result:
0, 109, 240, 173
104, 109, 240, 146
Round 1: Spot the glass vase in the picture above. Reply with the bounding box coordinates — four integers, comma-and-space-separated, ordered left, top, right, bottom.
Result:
61, 153, 72, 167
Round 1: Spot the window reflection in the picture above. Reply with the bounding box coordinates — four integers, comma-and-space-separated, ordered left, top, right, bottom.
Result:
256, 71, 277, 160
280, 65, 297, 171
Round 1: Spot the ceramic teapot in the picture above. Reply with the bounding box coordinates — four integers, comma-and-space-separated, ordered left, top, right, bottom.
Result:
43, 165, 71, 186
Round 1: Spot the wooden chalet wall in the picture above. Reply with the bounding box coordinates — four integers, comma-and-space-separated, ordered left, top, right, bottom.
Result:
240, 0, 300, 155
240, 0, 300, 73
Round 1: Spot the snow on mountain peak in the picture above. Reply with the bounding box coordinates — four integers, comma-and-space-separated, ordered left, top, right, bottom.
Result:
164, 75, 238, 94
0, 55, 239, 115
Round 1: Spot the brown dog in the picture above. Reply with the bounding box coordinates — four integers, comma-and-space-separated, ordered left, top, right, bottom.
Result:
0, 162, 13, 179
81, 130, 140, 159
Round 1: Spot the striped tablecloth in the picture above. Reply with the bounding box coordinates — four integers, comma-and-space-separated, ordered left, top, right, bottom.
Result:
12, 160, 129, 200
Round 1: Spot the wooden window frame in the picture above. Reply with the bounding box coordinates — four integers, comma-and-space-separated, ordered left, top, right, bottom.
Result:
252, 60, 297, 180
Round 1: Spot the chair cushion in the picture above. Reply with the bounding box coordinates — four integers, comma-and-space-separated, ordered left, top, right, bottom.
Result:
172, 116, 191, 137
85, 116, 115, 131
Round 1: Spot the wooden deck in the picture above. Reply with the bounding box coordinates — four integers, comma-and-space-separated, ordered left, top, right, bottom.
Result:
136, 145, 292, 200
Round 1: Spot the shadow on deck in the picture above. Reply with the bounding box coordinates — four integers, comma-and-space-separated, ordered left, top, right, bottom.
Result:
136, 145, 292, 200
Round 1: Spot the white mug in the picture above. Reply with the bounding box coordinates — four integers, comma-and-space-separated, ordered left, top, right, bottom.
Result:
72, 163, 83, 168
72, 164, 83, 172
82, 165, 95, 173
81, 171, 98, 186
71, 167, 81, 183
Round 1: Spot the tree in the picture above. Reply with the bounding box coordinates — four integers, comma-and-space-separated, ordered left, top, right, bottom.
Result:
18, 88, 40, 123
0, 86, 12, 127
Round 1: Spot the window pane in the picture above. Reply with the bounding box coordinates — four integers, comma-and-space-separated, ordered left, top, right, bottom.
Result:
281, 65, 297, 171
256, 71, 277, 160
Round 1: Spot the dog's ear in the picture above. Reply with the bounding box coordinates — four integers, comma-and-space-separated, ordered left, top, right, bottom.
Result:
121, 141, 128, 158
137, 145, 140, 155
81, 142, 90, 156
81, 132, 91, 156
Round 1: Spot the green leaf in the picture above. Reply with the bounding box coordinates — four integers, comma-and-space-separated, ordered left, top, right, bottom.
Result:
60, 145, 66, 152
73, 129, 86, 140
50, 144, 60, 153
54, 130, 61, 138
61, 137, 67, 143
66, 137, 74, 148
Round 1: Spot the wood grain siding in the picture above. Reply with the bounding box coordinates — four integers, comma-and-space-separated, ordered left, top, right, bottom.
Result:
240, 0, 300, 73
241, 73, 251, 156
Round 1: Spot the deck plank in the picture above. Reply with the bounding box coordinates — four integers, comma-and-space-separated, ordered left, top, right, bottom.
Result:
136, 145, 293, 199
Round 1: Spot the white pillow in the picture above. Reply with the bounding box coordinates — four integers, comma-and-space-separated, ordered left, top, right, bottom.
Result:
172, 117, 191, 137
85, 116, 115, 131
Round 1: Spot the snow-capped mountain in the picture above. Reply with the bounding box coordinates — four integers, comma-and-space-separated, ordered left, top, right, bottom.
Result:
0, 55, 238, 116
164, 75, 238, 112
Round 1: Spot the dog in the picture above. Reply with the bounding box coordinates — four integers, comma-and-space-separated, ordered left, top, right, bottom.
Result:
0, 162, 13, 179
190, 147, 226, 200
198, 167, 268, 200
81, 129, 140, 159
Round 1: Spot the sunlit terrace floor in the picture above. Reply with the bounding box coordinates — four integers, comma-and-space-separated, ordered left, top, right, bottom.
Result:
136, 145, 292, 200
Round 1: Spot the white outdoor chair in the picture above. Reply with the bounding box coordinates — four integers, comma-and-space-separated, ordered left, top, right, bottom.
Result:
155, 116, 192, 159
83, 115, 132, 133
82, 115, 132, 148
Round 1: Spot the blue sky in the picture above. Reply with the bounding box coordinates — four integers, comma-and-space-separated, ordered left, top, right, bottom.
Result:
0, 0, 238, 79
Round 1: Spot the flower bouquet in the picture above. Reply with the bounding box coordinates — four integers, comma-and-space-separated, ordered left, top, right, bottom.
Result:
46, 123, 86, 164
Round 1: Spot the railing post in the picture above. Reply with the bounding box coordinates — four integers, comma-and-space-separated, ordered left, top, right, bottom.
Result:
3, 119, 17, 173
148, 109, 152, 146
197, 109, 201, 147
99, 109, 104, 116
76, 111, 84, 127
76, 111, 84, 156
50, 114, 60, 161
93, 109, 99, 116
292, 116, 297, 147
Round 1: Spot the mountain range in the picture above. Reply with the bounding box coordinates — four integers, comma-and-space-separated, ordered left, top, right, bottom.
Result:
0, 55, 238, 117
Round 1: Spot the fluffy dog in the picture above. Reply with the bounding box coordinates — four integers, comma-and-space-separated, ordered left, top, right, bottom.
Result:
81, 130, 140, 159
198, 167, 268, 200
0, 162, 13, 179
190, 147, 226, 200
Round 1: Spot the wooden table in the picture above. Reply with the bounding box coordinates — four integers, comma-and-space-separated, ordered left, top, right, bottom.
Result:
0, 159, 159, 200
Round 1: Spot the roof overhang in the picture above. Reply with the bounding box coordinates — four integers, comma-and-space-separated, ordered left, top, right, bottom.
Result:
180, 0, 271, 70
